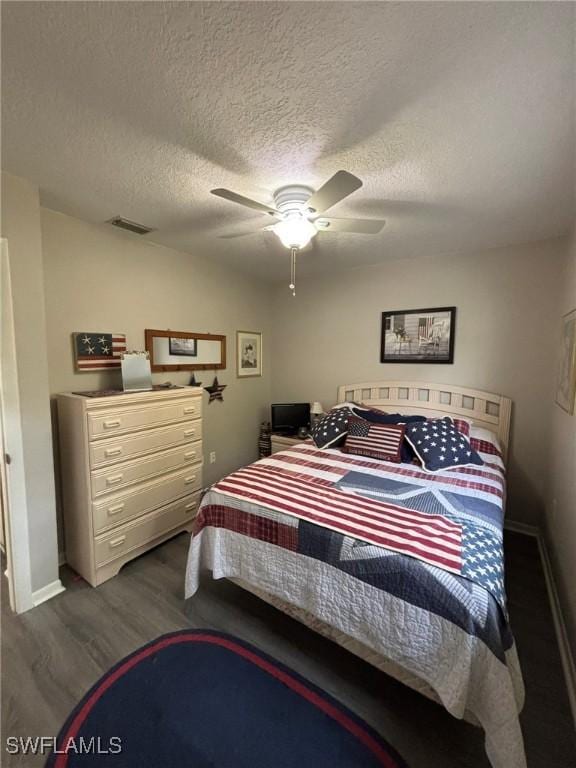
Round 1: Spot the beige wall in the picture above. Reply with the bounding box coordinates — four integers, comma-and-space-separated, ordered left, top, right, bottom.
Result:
40, 208, 273, 552
546, 225, 576, 652
271, 239, 564, 526
0, 172, 59, 593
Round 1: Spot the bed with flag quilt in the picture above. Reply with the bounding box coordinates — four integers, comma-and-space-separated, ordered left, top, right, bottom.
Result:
185, 431, 526, 768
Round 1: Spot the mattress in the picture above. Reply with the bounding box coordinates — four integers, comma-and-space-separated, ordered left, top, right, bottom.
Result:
185, 433, 526, 768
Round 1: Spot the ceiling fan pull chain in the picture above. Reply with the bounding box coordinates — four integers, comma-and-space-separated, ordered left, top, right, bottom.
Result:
289, 247, 296, 296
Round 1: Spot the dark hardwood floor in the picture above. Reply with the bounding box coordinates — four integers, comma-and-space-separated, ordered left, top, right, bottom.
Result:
2, 531, 575, 767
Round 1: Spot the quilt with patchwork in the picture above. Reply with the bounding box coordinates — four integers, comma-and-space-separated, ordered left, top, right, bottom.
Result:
185, 435, 526, 768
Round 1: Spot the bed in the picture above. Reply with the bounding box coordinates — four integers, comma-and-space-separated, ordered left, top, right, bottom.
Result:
185, 380, 526, 768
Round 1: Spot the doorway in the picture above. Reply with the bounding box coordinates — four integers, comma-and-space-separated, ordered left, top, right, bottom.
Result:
0, 238, 34, 612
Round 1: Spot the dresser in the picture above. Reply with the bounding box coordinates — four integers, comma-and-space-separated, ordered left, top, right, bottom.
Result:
57, 387, 203, 586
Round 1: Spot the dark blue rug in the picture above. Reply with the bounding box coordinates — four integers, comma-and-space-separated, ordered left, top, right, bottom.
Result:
46, 630, 407, 768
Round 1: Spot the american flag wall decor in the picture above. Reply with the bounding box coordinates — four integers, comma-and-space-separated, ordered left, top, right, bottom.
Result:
73, 332, 127, 371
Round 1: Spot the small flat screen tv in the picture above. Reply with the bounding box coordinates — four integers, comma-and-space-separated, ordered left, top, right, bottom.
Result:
271, 403, 311, 436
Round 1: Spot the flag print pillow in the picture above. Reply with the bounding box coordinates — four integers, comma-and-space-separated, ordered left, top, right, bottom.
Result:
359, 410, 426, 463
343, 417, 405, 463
310, 407, 355, 449
405, 417, 483, 472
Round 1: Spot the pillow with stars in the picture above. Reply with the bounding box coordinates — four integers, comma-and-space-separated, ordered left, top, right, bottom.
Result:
405, 417, 484, 472
310, 407, 356, 449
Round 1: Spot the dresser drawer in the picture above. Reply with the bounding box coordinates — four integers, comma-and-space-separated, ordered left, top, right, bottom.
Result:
87, 399, 202, 440
92, 466, 202, 534
91, 442, 202, 498
89, 420, 202, 468
94, 493, 200, 567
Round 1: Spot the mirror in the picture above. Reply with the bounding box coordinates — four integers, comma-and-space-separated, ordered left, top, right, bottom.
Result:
145, 329, 226, 372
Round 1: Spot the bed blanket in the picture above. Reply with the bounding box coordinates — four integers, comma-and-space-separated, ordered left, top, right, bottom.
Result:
185, 439, 526, 768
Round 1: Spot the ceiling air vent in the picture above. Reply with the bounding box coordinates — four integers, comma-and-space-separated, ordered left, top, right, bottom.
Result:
107, 216, 155, 235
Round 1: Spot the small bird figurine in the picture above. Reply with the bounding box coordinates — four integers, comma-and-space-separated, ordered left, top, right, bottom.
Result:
204, 376, 226, 403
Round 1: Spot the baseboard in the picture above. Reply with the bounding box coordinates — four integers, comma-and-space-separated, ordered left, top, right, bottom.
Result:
504, 519, 539, 537
505, 520, 576, 727
32, 578, 65, 607
537, 535, 576, 726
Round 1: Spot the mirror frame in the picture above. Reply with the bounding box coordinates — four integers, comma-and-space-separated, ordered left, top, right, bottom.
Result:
145, 329, 227, 372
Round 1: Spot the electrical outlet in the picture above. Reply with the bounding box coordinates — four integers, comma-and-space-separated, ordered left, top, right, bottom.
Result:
209, 451, 216, 464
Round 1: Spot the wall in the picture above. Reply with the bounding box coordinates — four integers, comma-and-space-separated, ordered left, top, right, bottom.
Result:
546, 225, 576, 652
0, 172, 59, 594
40, 208, 273, 555
271, 238, 565, 526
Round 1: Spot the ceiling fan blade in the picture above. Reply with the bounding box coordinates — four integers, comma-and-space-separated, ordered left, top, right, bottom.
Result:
211, 188, 279, 216
315, 217, 386, 234
219, 222, 277, 239
306, 171, 363, 214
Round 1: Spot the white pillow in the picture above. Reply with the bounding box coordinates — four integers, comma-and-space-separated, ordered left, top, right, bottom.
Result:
470, 426, 502, 452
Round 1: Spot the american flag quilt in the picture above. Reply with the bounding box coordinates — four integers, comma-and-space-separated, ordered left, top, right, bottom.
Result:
186, 431, 526, 768
201, 438, 507, 610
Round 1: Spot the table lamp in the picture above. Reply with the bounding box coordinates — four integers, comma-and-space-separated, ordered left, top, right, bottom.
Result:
310, 401, 324, 426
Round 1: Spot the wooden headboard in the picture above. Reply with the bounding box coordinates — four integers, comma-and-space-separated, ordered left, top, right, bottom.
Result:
337, 380, 512, 460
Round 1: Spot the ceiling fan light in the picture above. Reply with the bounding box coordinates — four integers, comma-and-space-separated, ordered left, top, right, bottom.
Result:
273, 217, 317, 250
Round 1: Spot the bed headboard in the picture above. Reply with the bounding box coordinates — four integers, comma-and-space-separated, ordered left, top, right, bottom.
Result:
337, 380, 512, 460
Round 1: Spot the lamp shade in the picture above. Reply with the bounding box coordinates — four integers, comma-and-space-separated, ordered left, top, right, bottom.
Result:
310, 401, 324, 415
273, 216, 317, 250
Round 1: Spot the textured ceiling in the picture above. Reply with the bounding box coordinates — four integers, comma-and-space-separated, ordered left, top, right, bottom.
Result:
2, 1, 575, 281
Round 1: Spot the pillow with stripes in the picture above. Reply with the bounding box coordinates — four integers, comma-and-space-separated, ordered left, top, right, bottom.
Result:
358, 410, 426, 463
342, 417, 405, 463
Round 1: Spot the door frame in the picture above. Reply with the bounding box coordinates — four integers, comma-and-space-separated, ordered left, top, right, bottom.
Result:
0, 238, 34, 612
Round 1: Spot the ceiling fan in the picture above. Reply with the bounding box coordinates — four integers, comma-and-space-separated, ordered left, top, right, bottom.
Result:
211, 171, 385, 295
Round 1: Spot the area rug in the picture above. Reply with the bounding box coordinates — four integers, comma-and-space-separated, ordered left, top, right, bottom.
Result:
46, 630, 407, 768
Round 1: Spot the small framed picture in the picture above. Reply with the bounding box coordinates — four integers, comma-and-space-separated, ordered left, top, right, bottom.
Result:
169, 337, 197, 357
237, 331, 262, 377
381, 307, 456, 364
556, 308, 576, 414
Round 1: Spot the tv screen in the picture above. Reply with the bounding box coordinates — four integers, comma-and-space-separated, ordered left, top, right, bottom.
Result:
271, 403, 311, 435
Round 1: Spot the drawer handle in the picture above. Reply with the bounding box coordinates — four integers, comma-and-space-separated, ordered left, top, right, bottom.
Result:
104, 447, 123, 457
183, 429, 196, 437
103, 419, 121, 429
184, 476, 197, 485
183, 407, 196, 415
107, 503, 125, 516
109, 536, 126, 549
106, 474, 124, 486
183, 451, 196, 460
184, 501, 197, 513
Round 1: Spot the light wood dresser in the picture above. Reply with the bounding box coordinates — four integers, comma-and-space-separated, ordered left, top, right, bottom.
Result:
57, 387, 203, 586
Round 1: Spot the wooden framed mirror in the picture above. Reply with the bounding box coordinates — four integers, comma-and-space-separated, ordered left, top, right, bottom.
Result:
145, 329, 226, 372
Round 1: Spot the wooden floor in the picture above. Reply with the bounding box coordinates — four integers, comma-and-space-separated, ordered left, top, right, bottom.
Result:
2, 531, 575, 767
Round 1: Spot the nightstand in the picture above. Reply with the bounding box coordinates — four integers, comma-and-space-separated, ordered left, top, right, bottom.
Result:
270, 434, 309, 455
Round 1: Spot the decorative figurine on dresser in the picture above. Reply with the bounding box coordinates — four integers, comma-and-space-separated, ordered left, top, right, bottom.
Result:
57, 386, 203, 586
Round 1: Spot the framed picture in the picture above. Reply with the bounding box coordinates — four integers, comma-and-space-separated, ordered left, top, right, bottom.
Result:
169, 337, 197, 357
237, 330, 262, 377
381, 307, 456, 364
555, 308, 576, 414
